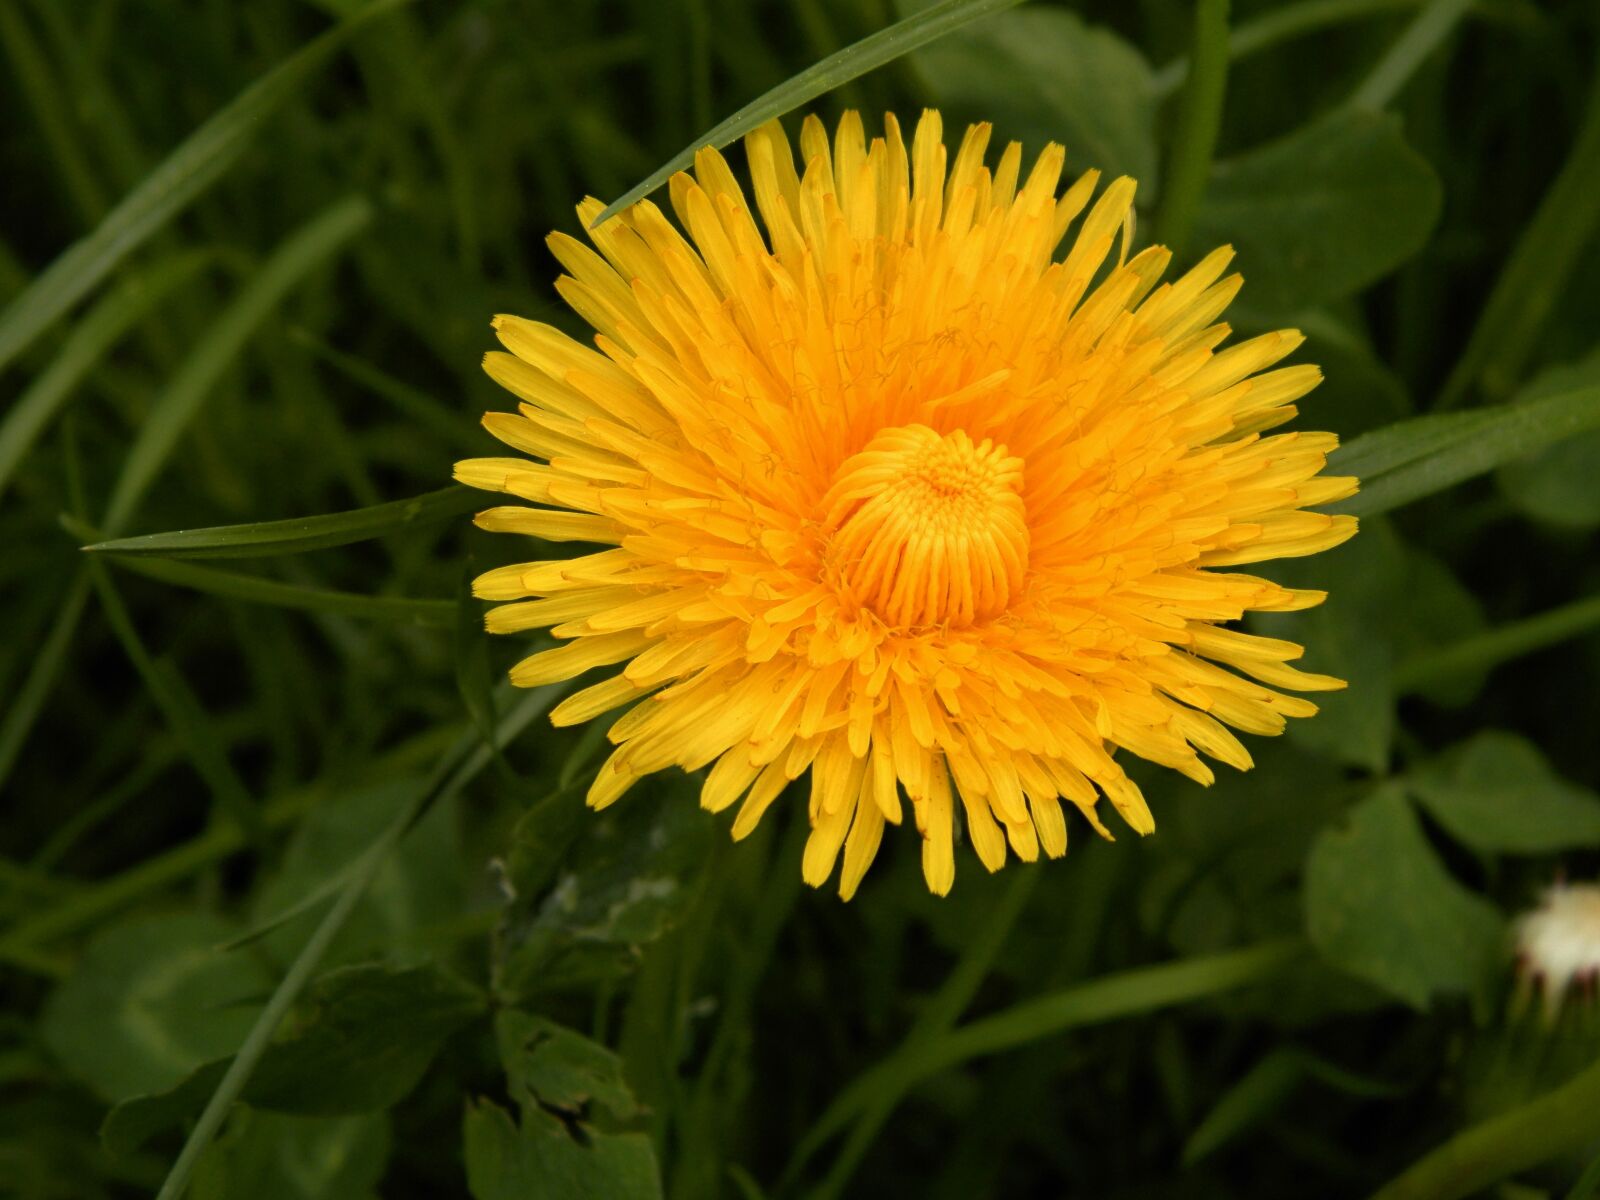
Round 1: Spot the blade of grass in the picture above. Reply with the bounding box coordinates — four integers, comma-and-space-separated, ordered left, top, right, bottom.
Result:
804, 866, 1042, 1200
1329, 383, 1600, 517
789, 938, 1300, 1182
82, 551, 454, 625
67, 512, 452, 623
1153, 0, 1423, 97
0, 1, 108, 223
1436, 68, 1600, 408
0, 574, 89, 793
86, 559, 261, 837
591, 0, 1028, 226
29, 741, 180, 870
0, 252, 211, 501
103, 194, 373, 533
287, 328, 479, 450
1395, 593, 1600, 693
926, 939, 1299, 1070
1153, 0, 1230, 254
151, 684, 558, 1200
0, 0, 404, 377
0, 723, 459, 967
1182, 1048, 1304, 1165
1369, 1043, 1600, 1200
1348, 0, 1471, 111
82, 485, 478, 560
1568, 1148, 1600, 1200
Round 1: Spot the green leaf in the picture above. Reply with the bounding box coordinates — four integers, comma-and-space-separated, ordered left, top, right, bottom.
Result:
84, 486, 479, 560
0, 0, 404, 377
464, 1100, 662, 1200
1142, 743, 1354, 958
496, 786, 712, 998
592, 0, 1028, 225
1499, 426, 1600, 530
1305, 785, 1504, 1010
191, 1112, 390, 1200
497, 1010, 641, 1124
1332, 379, 1600, 519
40, 913, 272, 1102
1388, 549, 1488, 708
249, 780, 464, 967
103, 962, 483, 1154
900, 3, 1158, 185
1295, 308, 1411, 440
1408, 731, 1600, 855
1193, 109, 1440, 314
1254, 521, 1404, 772
104, 193, 372, 533
0, 252, 211, 500
1496, 356, 1600, 529
142, 688, 557, 1199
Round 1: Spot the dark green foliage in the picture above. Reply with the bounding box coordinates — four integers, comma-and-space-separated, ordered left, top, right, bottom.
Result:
4, 1, 1600, 1199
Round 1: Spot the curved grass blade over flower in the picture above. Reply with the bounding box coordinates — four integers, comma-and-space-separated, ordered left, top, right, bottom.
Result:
457, 110, 1358, 898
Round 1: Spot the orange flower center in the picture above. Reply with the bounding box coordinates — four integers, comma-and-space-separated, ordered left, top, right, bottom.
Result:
821, 424, 1029, 629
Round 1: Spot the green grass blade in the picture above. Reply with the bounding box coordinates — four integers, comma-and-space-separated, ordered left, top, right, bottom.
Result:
0, 725, 460, 965
287, 328, 480, 450
1182, 1049, 1304, 1165
82, 485, 478, 560
0, 0, 404, 378
926, 940, 1301, 1073
85, 560, 262, 837
0, 252, 211, 501
1348, 0, 1471, 112
0, 573, 90, 793
103, 194, 373, 533
1369, 1046, 1600, 1200
88, 555, 453, 626
1436, 70, 1600, 408
1331, 383, 1600, 517
590, 0, 1028, 226
1153, 0, 1422, 98
804, 867, 1041, 1200
0, 1, 108, 224
151, 685, 558, 1200
794, 940, 1300, 1173
1395, 594, 1600, 693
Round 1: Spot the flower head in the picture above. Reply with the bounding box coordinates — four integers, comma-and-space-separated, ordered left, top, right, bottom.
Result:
1514, 881, 1600, 1020
457, 110, 1358, 898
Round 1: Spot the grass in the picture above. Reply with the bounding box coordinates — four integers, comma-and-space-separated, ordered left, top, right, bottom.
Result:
3, 1, 1600, 1198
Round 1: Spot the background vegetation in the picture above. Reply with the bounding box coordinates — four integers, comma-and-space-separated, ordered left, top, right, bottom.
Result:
3, 0, 1600, 1196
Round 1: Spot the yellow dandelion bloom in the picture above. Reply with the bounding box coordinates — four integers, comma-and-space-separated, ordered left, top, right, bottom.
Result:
457, 110, 1358, 899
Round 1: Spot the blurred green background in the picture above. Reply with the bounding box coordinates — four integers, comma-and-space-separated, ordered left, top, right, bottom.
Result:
3, 0, 1600, 1197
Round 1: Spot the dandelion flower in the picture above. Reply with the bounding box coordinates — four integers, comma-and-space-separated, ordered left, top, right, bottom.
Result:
1514, 881, 1600, 1020
457, 110, 1357, 899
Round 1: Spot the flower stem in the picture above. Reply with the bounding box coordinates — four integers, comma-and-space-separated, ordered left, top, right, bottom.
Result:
1154, 0, 1230, 256
1369, 1051, 1600, 1200
1395, 593, 1600, 693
